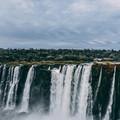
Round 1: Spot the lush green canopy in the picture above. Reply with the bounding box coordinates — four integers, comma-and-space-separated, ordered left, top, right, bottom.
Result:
0, 48, 119, 63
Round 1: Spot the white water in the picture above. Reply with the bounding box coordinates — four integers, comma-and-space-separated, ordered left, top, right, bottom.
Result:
2, 67, 14, 106
71, 65, 82, 115
48, 66, 51, 70
55, 66, 65, 113
77, 64, 92, 120
1, 65, 6, 83
20, 65, 35, 113
0, 65, 6, 93
94, 67, 102, 104
50, 65, 76, 116
55, 65, 67, 113
87, 79, 93, 119
50, 64, 93, 119
104, 66, 116, 120
0, 65, 7, 104
5, 66, 20, 110
0, 63, 119, 120
61, 65, 76, 116
50, 66, 62, 114
0, 65, 2, 73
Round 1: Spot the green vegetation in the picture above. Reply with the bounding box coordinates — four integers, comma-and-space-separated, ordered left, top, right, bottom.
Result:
0, 48, 119, 64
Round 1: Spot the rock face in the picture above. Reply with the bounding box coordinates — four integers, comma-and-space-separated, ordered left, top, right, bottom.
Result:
0, 64, 51, 112
0, 63, 120, 120
30, 67, 51, 112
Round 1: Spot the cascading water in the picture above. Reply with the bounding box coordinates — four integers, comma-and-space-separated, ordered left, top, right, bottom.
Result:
87, 76, 93, 119
0, 65, 2, 73
2, 67, 14, 106
50, 64, 92, 119
71, 65, 82, 115
1, 65, 7, 83
0, 65, 7, 104
103, 66, 116, 120
50, 66, 61, 114
61, 65, 76, 116
0, 63, 119, 120
5, 66, 21, 110
20, 65, 35, 113
77, 64, 92, 120
94, 67, 102, 104
50, 65, 76, 116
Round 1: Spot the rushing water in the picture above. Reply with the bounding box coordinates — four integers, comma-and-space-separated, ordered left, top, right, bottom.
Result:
3, 67, 14, 107
71, 65, 82, 115
61, 65, 76, 116
20, 65, 35, 112
104, 66, 116, 120
50, 66, 63, 114
0, 63, 118, 120
5, 66, 21, 110
77, 65, 92, 119
94, 67, 102, 104
0, 64, 7, 103
50, 64, 93, 119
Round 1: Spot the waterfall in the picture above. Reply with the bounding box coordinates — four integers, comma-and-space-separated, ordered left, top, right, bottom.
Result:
103, 66, 116, 120
3, 67, 14, 106
0, 63, 119, 120
1, 65, 6, 83
71, 65, 82, 115
50, 64, 92, 118
50, 66, 62, 114
0, 65, 2, 73
20, 65, 35, 113
87, 78, 93, 119
0, 65, 7, 104
61, 65, 76, 116
50, 65, 76, 116
55, 66, 65, 113
77, 64, 92, 120
94, 67, 102, 104
48, 66, 51, 70
5, 66, 20, 110
87, 69, 94, 120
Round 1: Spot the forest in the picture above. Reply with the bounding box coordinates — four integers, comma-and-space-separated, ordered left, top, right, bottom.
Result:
0, 48, 119, 64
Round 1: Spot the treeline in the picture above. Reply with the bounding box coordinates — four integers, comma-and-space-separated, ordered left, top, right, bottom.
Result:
0, 48, 120, 63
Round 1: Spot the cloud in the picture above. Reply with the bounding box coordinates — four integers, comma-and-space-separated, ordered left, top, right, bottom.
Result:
88, 41, 98, 45
0, 0, 120, 49
103, 0, 120, 8
66, 1, 97, 16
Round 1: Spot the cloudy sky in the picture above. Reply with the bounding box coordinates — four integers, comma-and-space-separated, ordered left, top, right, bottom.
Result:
0, 0, 120, 49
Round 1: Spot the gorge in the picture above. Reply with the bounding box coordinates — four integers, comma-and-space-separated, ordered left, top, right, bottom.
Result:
0, 63, 120, 120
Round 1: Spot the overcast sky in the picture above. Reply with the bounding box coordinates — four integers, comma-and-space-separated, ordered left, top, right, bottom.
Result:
0, 0, 120, 49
